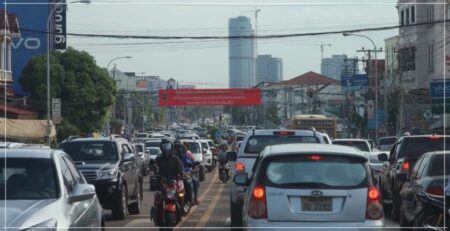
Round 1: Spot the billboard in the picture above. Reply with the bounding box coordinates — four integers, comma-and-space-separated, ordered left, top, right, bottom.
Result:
430, 80, 450, 114
341, 74, 368, 93
50, 0, 67, 50
5, 1, 50, 95
159, 88, 261, 106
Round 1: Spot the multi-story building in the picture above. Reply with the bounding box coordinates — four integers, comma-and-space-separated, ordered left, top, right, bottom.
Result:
0, 10, 20, 90
255, 54, 283, 85
229, 16, 254, 88
397, 0, 449, 90
385, 35, 400, 90
321, 54, 358, 80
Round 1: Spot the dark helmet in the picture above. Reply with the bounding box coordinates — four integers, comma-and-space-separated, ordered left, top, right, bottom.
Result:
174, 140, 184, 155
160, 138, 173, 156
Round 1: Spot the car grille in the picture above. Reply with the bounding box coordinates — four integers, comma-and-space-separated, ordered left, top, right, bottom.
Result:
80, 170, 98, 181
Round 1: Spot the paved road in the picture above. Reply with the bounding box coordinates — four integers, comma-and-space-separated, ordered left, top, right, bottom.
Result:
105, 168, 400, 230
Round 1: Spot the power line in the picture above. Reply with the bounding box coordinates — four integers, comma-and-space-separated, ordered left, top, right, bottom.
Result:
19, 19, 450, 40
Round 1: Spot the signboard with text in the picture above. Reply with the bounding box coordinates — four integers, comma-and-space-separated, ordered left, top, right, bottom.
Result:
159, 88, 261, 106
341, 74, 368, 93
430, 80, 450, 114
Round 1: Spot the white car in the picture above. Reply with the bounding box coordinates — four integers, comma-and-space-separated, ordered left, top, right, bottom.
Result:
180, 139, 206, 182
147, 147, 162, 160
200, 139, 213, 172
233, 144, 384, 229
0, 148, 104, 230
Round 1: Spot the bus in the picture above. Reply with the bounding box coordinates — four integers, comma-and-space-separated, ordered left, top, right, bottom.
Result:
288, 114, 336, 138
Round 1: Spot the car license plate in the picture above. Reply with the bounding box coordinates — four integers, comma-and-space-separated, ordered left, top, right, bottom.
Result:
301, 197, 332, 211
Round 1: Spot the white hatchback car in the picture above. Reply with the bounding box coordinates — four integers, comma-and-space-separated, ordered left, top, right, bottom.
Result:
0, 148, 104, 230
233, 144, 384, 230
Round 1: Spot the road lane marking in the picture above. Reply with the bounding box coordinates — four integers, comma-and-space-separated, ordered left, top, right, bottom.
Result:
196, 182, 225, 227
175, 170, 218, 228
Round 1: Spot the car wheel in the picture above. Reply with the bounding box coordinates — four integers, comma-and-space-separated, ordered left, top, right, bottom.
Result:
112, 185, 128, 220
129, 182, 143, 215
230, 201, 243, 228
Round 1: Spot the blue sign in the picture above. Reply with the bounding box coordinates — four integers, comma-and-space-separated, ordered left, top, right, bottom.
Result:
430, 80, 450, 99
3, 0, 52, 95
368, 110, 385, 129
341, 74, 369, 93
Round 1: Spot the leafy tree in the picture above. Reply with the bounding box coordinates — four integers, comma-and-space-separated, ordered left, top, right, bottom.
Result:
57, 119, 80, 143
20, 47, 116, 136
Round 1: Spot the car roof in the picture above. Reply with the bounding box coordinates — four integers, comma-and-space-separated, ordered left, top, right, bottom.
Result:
422, 150, 449, 156
245, 129, 321, 136
261, 144, 367, 160
66, 137, 122, 142
333, 138, 368, 142
3, 148, 60, 159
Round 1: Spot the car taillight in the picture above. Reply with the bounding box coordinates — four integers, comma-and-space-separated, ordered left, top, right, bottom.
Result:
248, 185, 267, 219
308, 155, 323, 161
235, 162, 245, 172
426, 186, 444, 196
401, 162, 410, 172
273, 131, 294, 137
366, 186, 383, 220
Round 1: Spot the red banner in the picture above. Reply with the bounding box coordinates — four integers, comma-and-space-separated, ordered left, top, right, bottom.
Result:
159, 88, 261, 106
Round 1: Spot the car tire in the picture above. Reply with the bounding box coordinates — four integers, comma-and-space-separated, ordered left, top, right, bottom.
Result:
199, 167, 205, 182
230, 201, 243, 228
129, 182, 143, 215
112, 185, 128, 220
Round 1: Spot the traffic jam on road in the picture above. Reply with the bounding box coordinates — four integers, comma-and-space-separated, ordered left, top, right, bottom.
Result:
1, 1, 449, 230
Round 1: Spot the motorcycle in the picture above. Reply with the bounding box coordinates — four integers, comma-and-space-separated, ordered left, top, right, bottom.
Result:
150, 175, 185, 230
416, 190, 449, 230
218, 158, 230, 183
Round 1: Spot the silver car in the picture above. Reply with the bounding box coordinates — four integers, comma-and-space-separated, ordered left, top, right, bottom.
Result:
0, 148, 104, 230
233, 144, 384, 230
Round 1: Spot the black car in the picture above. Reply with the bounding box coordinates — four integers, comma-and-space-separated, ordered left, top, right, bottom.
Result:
399, 151, 449, 228
378, 134, 450, 220
59, 137, 143, 220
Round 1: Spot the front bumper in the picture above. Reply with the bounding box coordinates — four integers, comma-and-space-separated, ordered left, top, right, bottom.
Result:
89, 179, 121, 209
245, 219, 385, 230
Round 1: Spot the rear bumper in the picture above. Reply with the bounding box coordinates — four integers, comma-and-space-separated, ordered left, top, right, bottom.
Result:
244, 219, 385, 230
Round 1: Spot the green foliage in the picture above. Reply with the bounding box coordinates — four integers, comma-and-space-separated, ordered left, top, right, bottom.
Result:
57, 119, 80, 143
20, 47, 116, 133
110, 119, 123, 134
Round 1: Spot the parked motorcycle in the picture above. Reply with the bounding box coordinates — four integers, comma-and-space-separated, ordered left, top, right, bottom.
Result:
150, 175, 185, 230
218, 158, 230, 183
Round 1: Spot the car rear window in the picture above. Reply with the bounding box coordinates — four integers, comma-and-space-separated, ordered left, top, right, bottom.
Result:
399, 137, 450, 158
378, 137, 397, 145
427, 154, 450, 176
244, 135, 319, 154
145, 141, 161, 148
136, 133, 147, 138
332, 140, 370, 152
60, 141, 118, 161
186, 142, 201, 154
263, 155, 369, 189
201, 142, 208, 150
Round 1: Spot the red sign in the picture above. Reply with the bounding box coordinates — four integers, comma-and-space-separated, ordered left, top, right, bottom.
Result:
159, 88, 261, 106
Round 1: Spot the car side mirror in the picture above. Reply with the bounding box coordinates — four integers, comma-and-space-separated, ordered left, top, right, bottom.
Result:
123, 153, 135, 162
233, 173, 249, 186
137, 152, 144, 157
68, 183, 96, 204
378, 153, 388, 162
227, 151, 237, 161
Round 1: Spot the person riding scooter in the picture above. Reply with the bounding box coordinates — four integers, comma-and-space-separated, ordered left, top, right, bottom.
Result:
218, 143, 230, 181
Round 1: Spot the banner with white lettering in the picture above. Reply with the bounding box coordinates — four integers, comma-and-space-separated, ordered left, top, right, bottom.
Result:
51, 0, 67, 50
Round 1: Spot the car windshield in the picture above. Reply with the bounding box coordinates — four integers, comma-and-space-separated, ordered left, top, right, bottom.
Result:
186, 142, 201, 154
264, 155, 368, 189
333, 140, 370, 152
145, 142, 161, 148
244, 135, 319, 154
378, 137, 397, 145
0, 158, 58, 200
148, 148, 161, 155
399, 137, 450, 158
134, 144, 144, 152
60, 141, 118, 161
136, 134, 147, 138
208, 141, 214, 147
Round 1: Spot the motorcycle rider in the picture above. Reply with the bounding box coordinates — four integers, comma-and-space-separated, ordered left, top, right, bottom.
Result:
218, 143, 229, 180
184, 143, 200, 205
180, 143, 195, 207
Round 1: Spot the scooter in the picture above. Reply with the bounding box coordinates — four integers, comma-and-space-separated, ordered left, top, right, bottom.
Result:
218, 159, 230, 183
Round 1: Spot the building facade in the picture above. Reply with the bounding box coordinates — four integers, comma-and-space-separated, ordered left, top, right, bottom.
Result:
255, 54, 283, 85
228, 16, 254, 88
321, 54, 358, 80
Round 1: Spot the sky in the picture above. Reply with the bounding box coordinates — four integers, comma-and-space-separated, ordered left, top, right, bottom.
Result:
66, 0, 400, 88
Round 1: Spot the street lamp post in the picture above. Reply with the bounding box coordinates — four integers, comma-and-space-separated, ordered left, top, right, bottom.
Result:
106, 56, 132, 120
46, 0, 91, 146
343, 32, 380, 141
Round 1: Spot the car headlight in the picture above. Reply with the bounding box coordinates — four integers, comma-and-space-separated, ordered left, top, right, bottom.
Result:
21, 218, 57, 231
97, 168, 118, 180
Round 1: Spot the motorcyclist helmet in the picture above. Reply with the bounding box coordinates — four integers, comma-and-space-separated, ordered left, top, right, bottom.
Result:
160, 138, 173, 157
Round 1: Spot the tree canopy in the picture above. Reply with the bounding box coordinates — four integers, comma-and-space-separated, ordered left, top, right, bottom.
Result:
20, 47, 116, 134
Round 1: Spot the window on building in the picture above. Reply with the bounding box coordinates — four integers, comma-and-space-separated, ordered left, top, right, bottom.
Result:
406, 8, 410, 25
428, 44, 434, 73
401, 10, 405, 26
427, 6, 435, 23
411, 6, 415, 23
